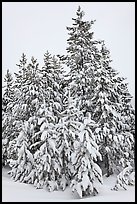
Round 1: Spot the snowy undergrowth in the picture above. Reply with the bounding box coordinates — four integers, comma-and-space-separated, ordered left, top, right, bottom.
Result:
2, 167, 135, 202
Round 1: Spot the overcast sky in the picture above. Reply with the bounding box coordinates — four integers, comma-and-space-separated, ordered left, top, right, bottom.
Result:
2, 2, 135, 98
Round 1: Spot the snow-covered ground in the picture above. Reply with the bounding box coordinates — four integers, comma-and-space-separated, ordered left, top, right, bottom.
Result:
2, 167, 135, 202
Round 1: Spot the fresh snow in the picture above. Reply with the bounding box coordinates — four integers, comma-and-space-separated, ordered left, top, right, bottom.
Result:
2, 167, 135, 202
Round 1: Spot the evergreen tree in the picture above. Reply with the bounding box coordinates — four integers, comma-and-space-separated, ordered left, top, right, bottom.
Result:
58, 6, 102, 115
59, 6, 135, 179
9, 53, 29, 143
112, 162, 134, 191
2, 69, 15, 166
9, 121, 35, 184
38, 51, 64, 117
56, 82, 103, 197
7, 54, 43, 167
13, 54, 42, 122
116, 76, 135, 138
2, 69, 14, 112
56, 88, 83, 190
33, 52, 64, 190
70, 112, 103, 198
34, 105, 62, 191
92, 43, 134, 176
8, 52, 64, 188
91, 43, 122, 176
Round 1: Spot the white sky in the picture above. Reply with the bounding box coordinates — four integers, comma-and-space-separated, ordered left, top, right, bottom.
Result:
2, 2, 135, 98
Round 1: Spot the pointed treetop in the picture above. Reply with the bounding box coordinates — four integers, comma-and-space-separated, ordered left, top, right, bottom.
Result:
76, 6, 85, 19
4, 69, 13, 84
20, 53, 27, 65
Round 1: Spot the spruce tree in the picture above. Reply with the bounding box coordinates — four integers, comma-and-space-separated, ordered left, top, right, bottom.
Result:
70, 112, 103, 198
59, 6, 135, 179
92, 43, 134, 176
56, 82, 103, 197
58, 6, 102, 115
9, 121, 35, 183
13, 54, 41, 122
117, 76, 135, 138
56, 88, 83, 190
91, 43, 122, 176
8, 54, 43, 171
2, 69, 15, 166
38, 51, 64, 115
34, 105, 62, 191
32, 52, 64, 190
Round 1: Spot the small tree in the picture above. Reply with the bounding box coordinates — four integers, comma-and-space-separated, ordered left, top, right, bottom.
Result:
9, 121, 35, 184
33, 104, 62, 191
2, 69, 15, 166
70, 112, 103, 198
56, 91, 83, 190
112, 162, 134, 191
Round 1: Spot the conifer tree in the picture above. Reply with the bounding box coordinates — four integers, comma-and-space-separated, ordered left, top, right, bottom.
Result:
92, 43, 134, 176
56, 87, 83, 190
59, 6, 135, 179
13, 54, 41, 122
9, 121, 35, 184
91, 43, 122, 176
58, 6, 102, 114
2, 69, 15, 166
38, 51, 64, 116
8, 52, 64, 187
7, 54, 43, 167
34, 105, 62, 191
70, 112, 103, 198
56, 82, 103, 197
30, 52, 64, 190
117, 76, 135, 138
59, 6, 113, 177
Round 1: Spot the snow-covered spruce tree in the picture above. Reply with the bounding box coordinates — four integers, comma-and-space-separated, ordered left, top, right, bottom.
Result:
57, 9, 114, 180
92, 43, 135, 177
116, 76, 135, 138
101, 44, 135, 140
59, 5, 135, 180
117, 75, 135, 164
58, 6, 115, 177
9, 121, 35, 184
33, 52, 65, 190
56, 82, 103, 198
7, 53, 29, 157
2, 69, 14, 112
110, 75, 135, 190
2, 69, 15, 166
91, 43, 121, 176
33, 105, 62, 191
13, 54, 42, 122
55, 87, 83, 191
70, 112, 103, 198
38, 51, 64, 120
8, 54, 43, 183
58, 6, 102, 115
7, 54, 44, 170
112, 162, 134, 191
